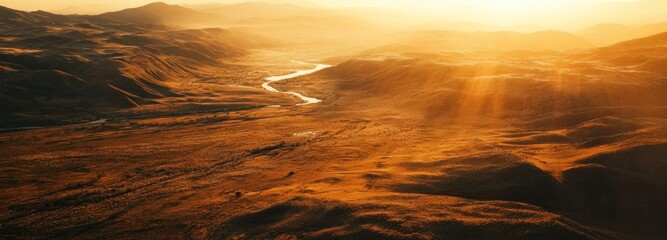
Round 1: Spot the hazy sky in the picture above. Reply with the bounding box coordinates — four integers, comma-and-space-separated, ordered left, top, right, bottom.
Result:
1, 0, 664, 29
0, 0, 640, 12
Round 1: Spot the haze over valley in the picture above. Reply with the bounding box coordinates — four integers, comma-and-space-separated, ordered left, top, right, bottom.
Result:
1, 1, 666, 239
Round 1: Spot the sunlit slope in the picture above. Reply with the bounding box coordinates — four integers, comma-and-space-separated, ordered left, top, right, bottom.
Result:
320, 51, 666, 122
577, 22, 667, 45
584, 31, 667, 73
96, 2, 218, 27
363, 30, 593, 54
263, 32, 667, 238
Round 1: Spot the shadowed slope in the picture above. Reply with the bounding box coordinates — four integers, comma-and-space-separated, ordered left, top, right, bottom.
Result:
0, 5, 266, 127
393, 153, 566, 208
213, 194, 609, 240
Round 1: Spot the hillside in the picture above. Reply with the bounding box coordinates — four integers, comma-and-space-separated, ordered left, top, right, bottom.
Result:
318, 57, 665, 120
325, 33, 667, 121
578, 22, 667, 45
584, 32, 667, 69
599, 31, 667, 50
0, 5, 267, 127
259, 34, 667, 238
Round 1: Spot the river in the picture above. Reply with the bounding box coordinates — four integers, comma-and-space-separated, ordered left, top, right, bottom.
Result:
262, 61, 332, 106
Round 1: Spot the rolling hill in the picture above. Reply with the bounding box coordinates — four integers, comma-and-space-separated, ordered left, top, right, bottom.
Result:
0, 5, 76, 29
584, 31, 667, 71
259, 30, 667, 238
0, 5, 267, 127
578, 22, 667, 45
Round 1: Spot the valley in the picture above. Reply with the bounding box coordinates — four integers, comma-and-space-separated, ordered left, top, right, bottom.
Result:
1, 1, 666, 239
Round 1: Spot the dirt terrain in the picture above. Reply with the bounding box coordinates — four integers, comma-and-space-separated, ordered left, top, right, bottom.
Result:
2, 45, 666, 239
1, 2, 667, 240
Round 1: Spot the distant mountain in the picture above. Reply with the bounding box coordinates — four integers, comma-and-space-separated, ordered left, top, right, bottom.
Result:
201, 2, 325, 21
0, 5, 74, 28
97, 2, 217, 26
95, 1, 333, 27
365, 30, 593, 54
578, 22, 667, 46
184, 0, 322, 10
50, 4, 121, 15
91, 1, 374, 44
183, 2, 375, 44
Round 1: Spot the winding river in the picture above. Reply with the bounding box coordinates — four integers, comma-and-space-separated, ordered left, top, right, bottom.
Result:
262, 61, 332, 106
3, 62, 332, 132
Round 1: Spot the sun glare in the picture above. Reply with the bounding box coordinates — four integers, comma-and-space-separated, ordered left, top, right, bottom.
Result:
472, 0, 543, 22
323, 0, 638, 28
479, 0, 546, 13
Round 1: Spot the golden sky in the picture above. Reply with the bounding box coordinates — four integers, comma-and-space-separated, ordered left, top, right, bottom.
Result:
2, 0, 665, 29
